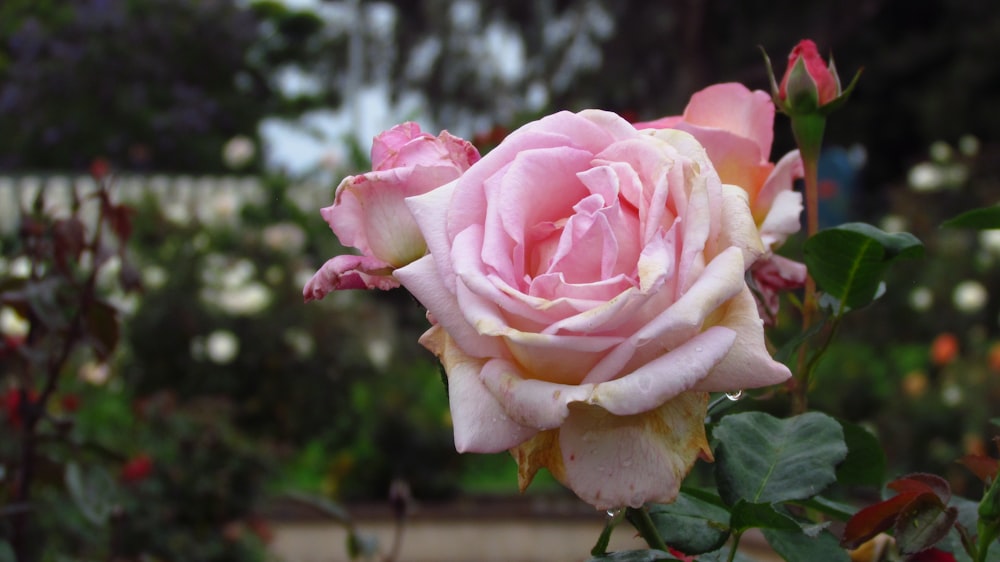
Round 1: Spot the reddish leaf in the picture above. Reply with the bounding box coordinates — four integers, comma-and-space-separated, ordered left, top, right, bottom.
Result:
843, 474, 952, 550
959, 454, 1000, 483
52, 217, 86, 273
894, 493, 958, 555
888, 473, 951, 504
842, 492, 924, 549
104, 202, 135, 242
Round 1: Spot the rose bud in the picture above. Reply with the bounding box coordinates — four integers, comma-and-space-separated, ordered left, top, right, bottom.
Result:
764, 39, 862, 117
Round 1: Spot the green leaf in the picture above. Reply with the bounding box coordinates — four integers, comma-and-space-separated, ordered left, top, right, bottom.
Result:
942, 206, 1000, 230
804, 223, 923, 312
836, 420, 887, 487
65, 462, 118, 526
894, 494, 958, 555
729, 501, 799, 533
837, 223, 925, 260
793, 496, 857, 521
763, 528, 850, 562
647, 491, 730, 554
714, 411, 848, 506
586, 550, 679, 562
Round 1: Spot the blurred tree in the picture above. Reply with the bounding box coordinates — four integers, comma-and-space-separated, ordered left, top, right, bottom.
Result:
0, 0, 328, 173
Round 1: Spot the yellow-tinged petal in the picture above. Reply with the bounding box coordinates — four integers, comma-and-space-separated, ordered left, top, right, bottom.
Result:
511, 392, 712, 510
511, 429, 565, 493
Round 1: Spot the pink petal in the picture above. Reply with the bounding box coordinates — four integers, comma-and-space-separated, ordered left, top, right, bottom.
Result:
394, 255, 507, 359
690, 287, 792, 392
679, 83, 775, 157
405, 180, 461, 288
588, 326, 736, 416
583, 246, 746, 384
420, 327, 536, 452
557, 392, 711, 509
632, 115, 683, 130
712, 185, 765, 271
479, 357, 595, 429
302, 254, 397, 301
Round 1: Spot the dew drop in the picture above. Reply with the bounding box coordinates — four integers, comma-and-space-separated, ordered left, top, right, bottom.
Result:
725, 389, 744, 401
606, 508, 623, 519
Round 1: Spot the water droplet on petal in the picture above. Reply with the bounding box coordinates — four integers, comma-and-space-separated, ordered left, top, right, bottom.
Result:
726, 389, 744, 401
695, 346, 703, 352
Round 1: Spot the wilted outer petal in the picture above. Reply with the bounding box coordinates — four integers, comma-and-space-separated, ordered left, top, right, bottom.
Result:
303, 254, 397, 301
513, 392, 711, 510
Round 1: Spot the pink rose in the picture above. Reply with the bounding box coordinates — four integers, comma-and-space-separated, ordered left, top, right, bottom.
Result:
395, 110, 791, 509
635, 83, 806, 322
303, 122, 480, 300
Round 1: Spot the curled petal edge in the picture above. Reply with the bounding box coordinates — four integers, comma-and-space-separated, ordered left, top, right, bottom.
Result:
303, 254, 398, 301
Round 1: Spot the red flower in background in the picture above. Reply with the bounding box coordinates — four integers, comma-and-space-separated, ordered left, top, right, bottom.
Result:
60, 394, 81, 413
1, 389, 38, 428
930, 333, 960, 366
120, 454, 154, 484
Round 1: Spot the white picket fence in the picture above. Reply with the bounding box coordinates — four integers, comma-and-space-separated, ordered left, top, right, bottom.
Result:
0, 174, 333, 234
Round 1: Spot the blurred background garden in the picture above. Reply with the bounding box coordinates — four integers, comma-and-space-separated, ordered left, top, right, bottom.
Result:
0, 0, 998, 560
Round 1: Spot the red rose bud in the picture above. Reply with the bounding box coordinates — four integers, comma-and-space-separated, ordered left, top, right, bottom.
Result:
120, 454, 154, 483
780, 40, 840, 108
762, 39, 861, 117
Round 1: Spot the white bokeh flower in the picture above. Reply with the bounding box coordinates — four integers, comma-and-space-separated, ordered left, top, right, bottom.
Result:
205, 330, 239, 364
0, 307, 29, 338
953, 280, 988, 313
908, 163, 943, 192
223, 136, 256, 169
909, 286, 934, 312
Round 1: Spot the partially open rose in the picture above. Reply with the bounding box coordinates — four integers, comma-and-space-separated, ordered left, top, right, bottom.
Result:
635, 83, 806, 322
395, 110, 791, 509
304, 122, 479, 300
